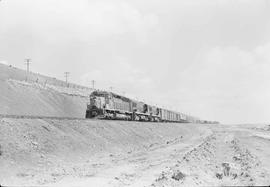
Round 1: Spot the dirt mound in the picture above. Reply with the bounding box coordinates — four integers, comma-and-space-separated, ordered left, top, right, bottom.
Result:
152, 131, 270, 186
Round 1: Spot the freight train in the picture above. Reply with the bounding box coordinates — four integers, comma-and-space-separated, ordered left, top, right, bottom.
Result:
85, 90, 218, 124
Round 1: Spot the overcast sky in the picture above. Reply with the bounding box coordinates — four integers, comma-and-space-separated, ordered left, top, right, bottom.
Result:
1, 0, 270, 124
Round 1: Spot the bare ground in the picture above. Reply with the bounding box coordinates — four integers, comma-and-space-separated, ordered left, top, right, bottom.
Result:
1, 118, 270, 187
0, 118, 209, 186
152, 125, 270, 186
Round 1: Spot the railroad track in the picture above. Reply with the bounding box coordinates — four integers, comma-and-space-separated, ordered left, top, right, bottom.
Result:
0, 114, 88, 121
0, 114, 191, 123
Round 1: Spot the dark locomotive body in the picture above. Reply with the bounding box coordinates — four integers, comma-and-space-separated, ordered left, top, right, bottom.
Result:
86, 90, 218, 124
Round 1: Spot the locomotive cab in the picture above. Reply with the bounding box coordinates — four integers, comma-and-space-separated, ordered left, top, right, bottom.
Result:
86, 91, 108, 118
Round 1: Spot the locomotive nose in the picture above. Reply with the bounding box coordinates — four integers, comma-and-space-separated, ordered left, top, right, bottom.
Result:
90, 96, 96, 106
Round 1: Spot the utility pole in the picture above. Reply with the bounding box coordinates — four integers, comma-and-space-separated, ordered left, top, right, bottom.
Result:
91, 80, 95, 89
25, 58, 31, 73
25, 58, 31, 81
109, 86, 113, 92
64, 72, 70, 84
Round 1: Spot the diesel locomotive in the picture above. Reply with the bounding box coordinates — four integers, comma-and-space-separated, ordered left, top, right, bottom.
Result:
85, 90, 218, 124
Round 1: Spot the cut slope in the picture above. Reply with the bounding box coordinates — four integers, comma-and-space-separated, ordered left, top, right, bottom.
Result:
0, 63, 87, 89
0, 63, 92, 117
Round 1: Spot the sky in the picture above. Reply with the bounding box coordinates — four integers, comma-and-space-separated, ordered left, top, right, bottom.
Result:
0, 0, 270, 124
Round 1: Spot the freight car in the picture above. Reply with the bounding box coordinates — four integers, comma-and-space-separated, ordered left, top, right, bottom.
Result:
85, 90, 217, 123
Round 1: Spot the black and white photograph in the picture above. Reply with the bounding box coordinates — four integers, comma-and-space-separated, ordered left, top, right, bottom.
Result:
0, 0, 270, 186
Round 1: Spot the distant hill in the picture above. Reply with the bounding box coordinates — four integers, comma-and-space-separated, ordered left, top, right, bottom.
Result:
0, 63, 93, 118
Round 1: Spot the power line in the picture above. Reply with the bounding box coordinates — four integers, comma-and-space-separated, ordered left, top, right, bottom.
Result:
64, 72, 70, 83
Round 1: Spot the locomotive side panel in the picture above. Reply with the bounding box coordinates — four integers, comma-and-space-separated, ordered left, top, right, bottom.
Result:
112, 97, 131, 112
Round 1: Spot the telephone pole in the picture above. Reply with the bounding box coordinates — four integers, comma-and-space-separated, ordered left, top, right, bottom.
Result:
25, 58, 31, 73
91, 80, 95, 89
25, 58, 31, 81
64, 72, 70, 84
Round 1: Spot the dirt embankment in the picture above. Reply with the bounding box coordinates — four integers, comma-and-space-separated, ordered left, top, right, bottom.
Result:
152, 126, 270, 186
0, 118, 208, 186
0, 63, 92, 118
